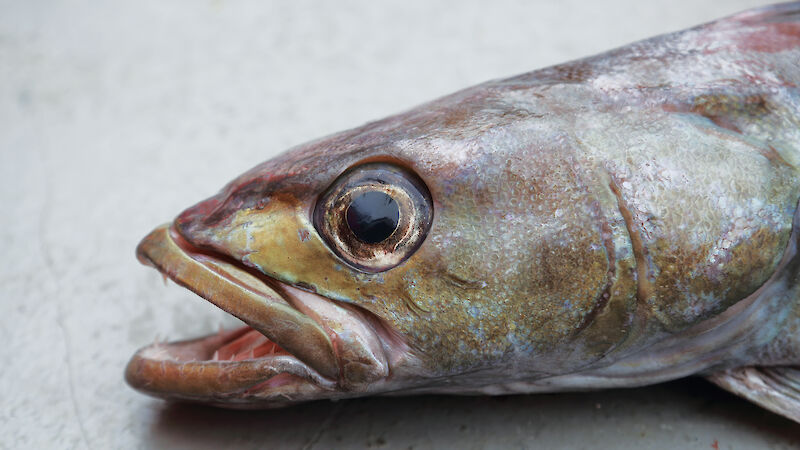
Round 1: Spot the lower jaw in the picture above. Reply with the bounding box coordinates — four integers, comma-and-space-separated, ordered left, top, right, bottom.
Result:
125, 325, 338, 406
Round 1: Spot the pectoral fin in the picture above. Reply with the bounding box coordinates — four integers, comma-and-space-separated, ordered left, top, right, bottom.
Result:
707, 367, 800, 423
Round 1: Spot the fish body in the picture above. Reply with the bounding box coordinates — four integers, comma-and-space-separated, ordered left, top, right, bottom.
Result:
127, 3, 800, 419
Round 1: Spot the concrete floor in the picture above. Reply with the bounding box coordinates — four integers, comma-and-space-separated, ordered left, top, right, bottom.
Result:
2, 0, 798, 448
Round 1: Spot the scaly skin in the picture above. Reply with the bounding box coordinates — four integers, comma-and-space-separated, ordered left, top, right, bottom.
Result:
127, 3, 800, 409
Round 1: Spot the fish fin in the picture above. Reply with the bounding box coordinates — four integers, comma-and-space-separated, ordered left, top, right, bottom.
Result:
707, 367, 800, 423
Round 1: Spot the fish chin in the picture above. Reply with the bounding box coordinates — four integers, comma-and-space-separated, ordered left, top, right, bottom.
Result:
125, 224, 396, 407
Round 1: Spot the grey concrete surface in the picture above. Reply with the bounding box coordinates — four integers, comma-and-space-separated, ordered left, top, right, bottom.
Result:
2, 0, 798, 448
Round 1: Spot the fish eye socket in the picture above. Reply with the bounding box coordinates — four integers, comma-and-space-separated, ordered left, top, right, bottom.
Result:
314, 162, 433, 273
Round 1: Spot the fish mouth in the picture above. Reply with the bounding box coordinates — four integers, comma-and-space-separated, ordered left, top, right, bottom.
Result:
125, 224, 390, 407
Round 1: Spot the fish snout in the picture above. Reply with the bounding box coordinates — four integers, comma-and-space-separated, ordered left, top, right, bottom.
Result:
172, 194, 226, 250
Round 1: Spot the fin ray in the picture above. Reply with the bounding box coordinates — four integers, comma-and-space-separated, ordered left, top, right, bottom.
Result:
707, 366, 800, 423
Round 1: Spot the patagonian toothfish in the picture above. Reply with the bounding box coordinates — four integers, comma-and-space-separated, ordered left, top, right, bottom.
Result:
126, 3, 800, 421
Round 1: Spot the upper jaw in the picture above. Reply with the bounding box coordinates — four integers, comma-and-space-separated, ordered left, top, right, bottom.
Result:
126, 224, 392, 405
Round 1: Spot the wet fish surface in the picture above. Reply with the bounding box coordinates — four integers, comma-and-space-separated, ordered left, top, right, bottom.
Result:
126, 2, 800, 421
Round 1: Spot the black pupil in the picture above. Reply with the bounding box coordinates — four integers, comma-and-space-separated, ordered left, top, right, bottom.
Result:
346, 191, 400, 244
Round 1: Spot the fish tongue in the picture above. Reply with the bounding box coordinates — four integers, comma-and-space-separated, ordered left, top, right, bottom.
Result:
214, 329, 268, 361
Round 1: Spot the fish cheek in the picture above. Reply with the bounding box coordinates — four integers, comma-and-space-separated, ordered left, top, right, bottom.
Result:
217, 197, 424, 336
403, 178, 636, 372
522, 227, 626, 366
219, 199, 365, 295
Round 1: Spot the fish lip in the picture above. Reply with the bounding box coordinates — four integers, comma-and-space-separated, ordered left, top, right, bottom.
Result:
127, 223, 389, 402
125, 327, 337, 405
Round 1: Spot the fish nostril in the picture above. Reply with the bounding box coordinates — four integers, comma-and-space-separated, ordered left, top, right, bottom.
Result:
171, 198, 226, 253
175, 195, 223, 230
174, 207, 200, 241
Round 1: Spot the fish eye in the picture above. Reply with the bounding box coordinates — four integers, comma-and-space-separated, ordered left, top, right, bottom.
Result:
314, 162, 433, 273
346, 191, 400, 244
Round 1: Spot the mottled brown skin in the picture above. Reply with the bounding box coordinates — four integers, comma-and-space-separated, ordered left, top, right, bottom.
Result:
131, 4, 800, 404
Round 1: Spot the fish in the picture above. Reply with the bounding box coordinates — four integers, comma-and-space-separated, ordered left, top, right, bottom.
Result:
126, 2, 800, 421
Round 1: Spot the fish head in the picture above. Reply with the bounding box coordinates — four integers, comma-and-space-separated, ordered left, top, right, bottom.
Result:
126, 3, 800, 409
125, 84, 628, 406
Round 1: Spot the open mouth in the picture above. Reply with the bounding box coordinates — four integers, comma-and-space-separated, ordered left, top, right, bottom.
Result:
125, 225, 389, 407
